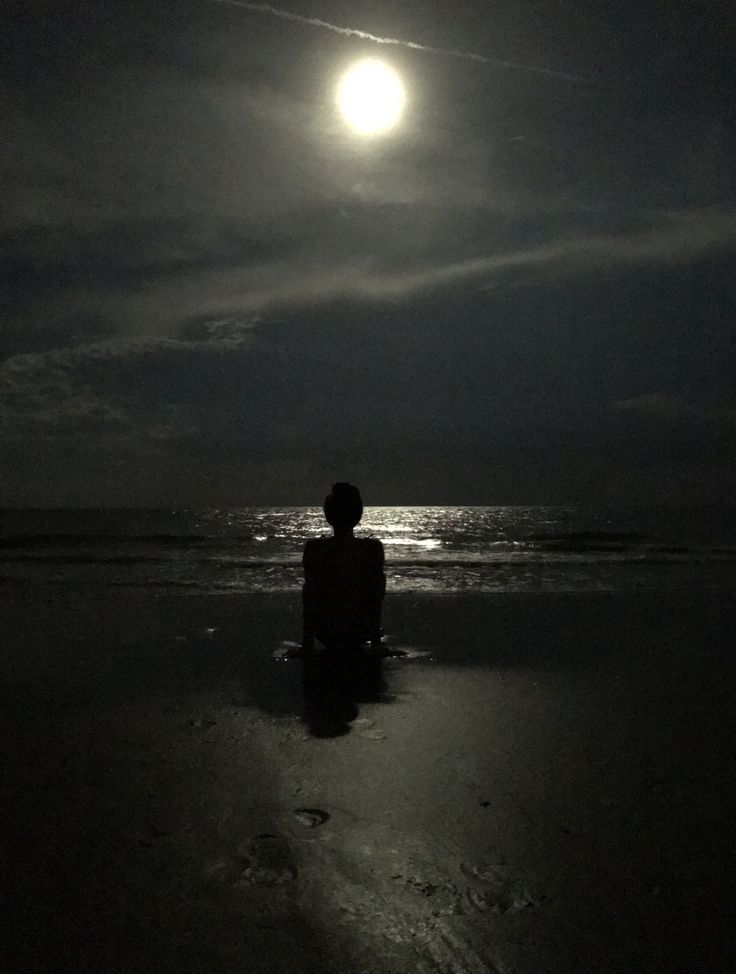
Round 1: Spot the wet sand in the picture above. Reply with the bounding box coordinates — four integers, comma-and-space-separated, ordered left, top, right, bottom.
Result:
2, 590, 735, 972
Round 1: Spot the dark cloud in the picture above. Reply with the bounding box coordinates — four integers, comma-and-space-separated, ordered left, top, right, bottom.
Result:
0, 329, 254, 442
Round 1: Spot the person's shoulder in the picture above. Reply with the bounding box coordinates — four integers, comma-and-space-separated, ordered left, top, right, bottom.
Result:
358, 536, 384, 560
303, 536, 328, 560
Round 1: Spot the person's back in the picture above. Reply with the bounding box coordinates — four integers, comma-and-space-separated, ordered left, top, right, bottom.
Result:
301, 483, 385, 652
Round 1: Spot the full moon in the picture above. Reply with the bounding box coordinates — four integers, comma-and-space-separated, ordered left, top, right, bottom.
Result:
337, 59, 406, 135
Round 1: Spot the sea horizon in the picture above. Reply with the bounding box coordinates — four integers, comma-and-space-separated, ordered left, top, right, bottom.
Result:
3, 504, 735, 596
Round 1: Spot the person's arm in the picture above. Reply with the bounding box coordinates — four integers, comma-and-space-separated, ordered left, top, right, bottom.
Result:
301, 540, 318, 652
367, 540, 386, 647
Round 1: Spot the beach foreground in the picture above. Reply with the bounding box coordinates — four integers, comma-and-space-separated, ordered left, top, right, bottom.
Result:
2, 590, 735, 972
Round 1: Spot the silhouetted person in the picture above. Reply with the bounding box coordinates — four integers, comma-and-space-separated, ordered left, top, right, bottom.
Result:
300, 482, 385, 656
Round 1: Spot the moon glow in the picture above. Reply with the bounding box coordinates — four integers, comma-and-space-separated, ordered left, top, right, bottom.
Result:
337, 59, 406, 135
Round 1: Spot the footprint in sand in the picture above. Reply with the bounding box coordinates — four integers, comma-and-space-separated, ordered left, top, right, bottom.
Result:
237, 833, 297, 886
461, 861, 544, 915
391, 872, 462, 916
352, 719, 386, 739
188, 717, 217, 729
292, 807, 330, 828
358, 727, 386, 739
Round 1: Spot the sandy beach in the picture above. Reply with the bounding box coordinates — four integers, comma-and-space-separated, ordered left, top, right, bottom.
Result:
2, 589, 735, 972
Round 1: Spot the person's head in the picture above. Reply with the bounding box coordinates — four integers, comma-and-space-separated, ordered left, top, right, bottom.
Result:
323, 482, 363, 532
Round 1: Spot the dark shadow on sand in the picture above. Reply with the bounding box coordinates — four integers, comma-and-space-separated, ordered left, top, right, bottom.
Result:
300, 647, 388, 738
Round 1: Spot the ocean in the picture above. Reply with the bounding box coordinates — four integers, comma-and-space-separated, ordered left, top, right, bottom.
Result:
1, 506, 734, 595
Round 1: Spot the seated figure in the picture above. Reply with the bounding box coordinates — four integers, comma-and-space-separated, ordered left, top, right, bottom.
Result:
301, 483, 385, 654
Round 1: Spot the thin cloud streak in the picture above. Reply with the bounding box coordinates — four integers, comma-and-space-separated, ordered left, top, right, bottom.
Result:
29, 208, 735, 339
222, 207, 736, 310
385, 208, 736, 299
205, 0, 588, 82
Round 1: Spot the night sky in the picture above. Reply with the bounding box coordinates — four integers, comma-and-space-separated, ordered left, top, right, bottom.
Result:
3, 0, 734, 506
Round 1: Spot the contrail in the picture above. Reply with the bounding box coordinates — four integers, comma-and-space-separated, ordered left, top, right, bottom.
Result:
205, 0, 588, 83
